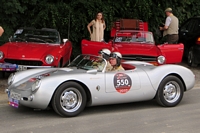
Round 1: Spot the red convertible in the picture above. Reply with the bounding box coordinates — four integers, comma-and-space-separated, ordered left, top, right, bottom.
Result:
0, 28, 72, 71
82, 19, 184, 65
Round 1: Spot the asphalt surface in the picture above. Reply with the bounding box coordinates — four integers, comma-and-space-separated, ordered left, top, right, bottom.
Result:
0, 62, 200, 133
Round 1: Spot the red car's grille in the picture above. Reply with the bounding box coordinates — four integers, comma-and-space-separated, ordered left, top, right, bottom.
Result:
4, 59, 43, 66
122, 55, 157, 61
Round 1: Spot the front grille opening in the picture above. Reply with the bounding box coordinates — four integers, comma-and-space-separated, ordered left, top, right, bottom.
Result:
122, 55, 157, 61
4, 59, 43, 66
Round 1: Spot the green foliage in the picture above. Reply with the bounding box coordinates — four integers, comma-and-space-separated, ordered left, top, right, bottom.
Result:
0, 0, 200, 56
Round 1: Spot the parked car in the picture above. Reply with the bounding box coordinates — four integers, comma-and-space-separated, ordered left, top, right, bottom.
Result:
82, 19, 184, 66
0, 28, 72, 72
179, 16, 200, 66
5, 54, 195, 117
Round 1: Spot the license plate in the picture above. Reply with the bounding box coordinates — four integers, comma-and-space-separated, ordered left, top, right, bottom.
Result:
8, 91, 21, 108
17, 65, 27, 71
9, 98, 19, 108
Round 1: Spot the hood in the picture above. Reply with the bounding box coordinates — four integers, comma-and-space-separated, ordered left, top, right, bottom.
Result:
114, 43, 160, 56
3, 42, 59, 58
11, 67, 86, 86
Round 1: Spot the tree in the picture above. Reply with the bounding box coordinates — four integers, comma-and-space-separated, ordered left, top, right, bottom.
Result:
0, 0, 199, 56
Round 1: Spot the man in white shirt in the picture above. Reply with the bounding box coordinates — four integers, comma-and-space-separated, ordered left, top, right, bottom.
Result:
159, 8, 179, 44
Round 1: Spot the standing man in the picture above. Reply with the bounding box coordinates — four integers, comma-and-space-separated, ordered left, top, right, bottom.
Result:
160, 8, 179, 44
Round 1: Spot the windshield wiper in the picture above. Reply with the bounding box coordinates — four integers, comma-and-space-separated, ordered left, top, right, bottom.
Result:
13, 37, 26, 42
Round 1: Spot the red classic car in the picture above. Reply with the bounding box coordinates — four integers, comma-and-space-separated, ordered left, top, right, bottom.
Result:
81, 19, 184, 65
0, 28, 72, 71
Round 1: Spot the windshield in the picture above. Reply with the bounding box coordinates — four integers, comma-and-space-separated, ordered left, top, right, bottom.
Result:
69, 54, 107, 72
114, 31, 154, 44
11, 28, 60, 44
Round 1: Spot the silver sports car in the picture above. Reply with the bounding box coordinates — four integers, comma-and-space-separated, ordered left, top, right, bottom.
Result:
5, 54, 195, 117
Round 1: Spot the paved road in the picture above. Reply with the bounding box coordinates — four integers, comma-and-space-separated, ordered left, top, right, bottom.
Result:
0, 62, 199, 133
0, 88, 200, 133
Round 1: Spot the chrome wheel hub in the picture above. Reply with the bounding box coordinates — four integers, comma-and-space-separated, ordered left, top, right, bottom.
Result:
60, 87, 82, 112
163, 81, 180, 103
62, 91, 77, 109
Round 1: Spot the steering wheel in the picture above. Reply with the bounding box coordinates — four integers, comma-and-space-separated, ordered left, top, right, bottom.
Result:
45, 39, 54, 43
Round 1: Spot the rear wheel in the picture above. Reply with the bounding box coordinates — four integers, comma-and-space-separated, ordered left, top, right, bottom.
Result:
156, 76, 184, 107
51, 82, 86, 117
187, 47, 197, 67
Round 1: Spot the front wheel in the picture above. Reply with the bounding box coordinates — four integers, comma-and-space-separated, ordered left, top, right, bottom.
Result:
156, 76, 184, 107
187, 47, 197, 67
51, 82, 87, 117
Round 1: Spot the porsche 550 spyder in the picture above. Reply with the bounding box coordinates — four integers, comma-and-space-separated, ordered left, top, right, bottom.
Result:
5, 54, 195, 117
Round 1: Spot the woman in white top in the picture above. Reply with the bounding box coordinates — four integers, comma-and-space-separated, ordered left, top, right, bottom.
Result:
87, 12, 106, 42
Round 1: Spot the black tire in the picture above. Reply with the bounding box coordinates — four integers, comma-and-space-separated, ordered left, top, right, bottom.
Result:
187, 47, 197, 67
51, 82, 86, 117
156, 76, 184, 107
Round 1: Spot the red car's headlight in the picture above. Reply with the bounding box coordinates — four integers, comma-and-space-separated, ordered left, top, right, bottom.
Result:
157, 56, 166, 64
0, 51, 4, 59
45, 55, 54, 64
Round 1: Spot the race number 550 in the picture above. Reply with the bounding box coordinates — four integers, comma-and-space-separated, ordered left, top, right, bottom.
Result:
116, 79, 129, 87
114, 73, 132, 93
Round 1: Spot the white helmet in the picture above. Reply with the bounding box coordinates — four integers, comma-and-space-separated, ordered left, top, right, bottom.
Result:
99, 48, 111, 55
110, 52, 122, 66
98, 49, 111, 60
110, 52, 122, 59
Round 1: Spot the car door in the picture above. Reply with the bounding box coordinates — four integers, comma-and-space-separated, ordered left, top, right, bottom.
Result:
179, 18, 200, 55
157, 43, 184, 64
105, 71, 140, 93
81, 39, 112, 55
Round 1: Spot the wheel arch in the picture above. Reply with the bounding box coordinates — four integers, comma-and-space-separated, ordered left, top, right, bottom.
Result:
162, 73, 187, 91
153, 73, 186, 99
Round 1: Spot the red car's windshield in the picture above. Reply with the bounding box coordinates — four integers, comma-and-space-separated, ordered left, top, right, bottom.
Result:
11, 28, 60, 44
114, 31, 154, 44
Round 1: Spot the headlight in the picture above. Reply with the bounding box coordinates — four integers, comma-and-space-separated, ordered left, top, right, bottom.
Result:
157, 56, 166, 64
0, 51, 4, 59
45, 55, 54, 64
8, 73, 15, 86
31, 79, 41, 92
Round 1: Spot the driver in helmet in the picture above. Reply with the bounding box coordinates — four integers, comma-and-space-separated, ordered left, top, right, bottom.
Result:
109, 52, 124, 71
96, 48, 112, 71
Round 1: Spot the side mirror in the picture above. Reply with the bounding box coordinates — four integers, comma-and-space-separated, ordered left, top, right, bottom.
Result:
180, 29, 188, 33
61, 39, 68, 46
63, 39, 68, 43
